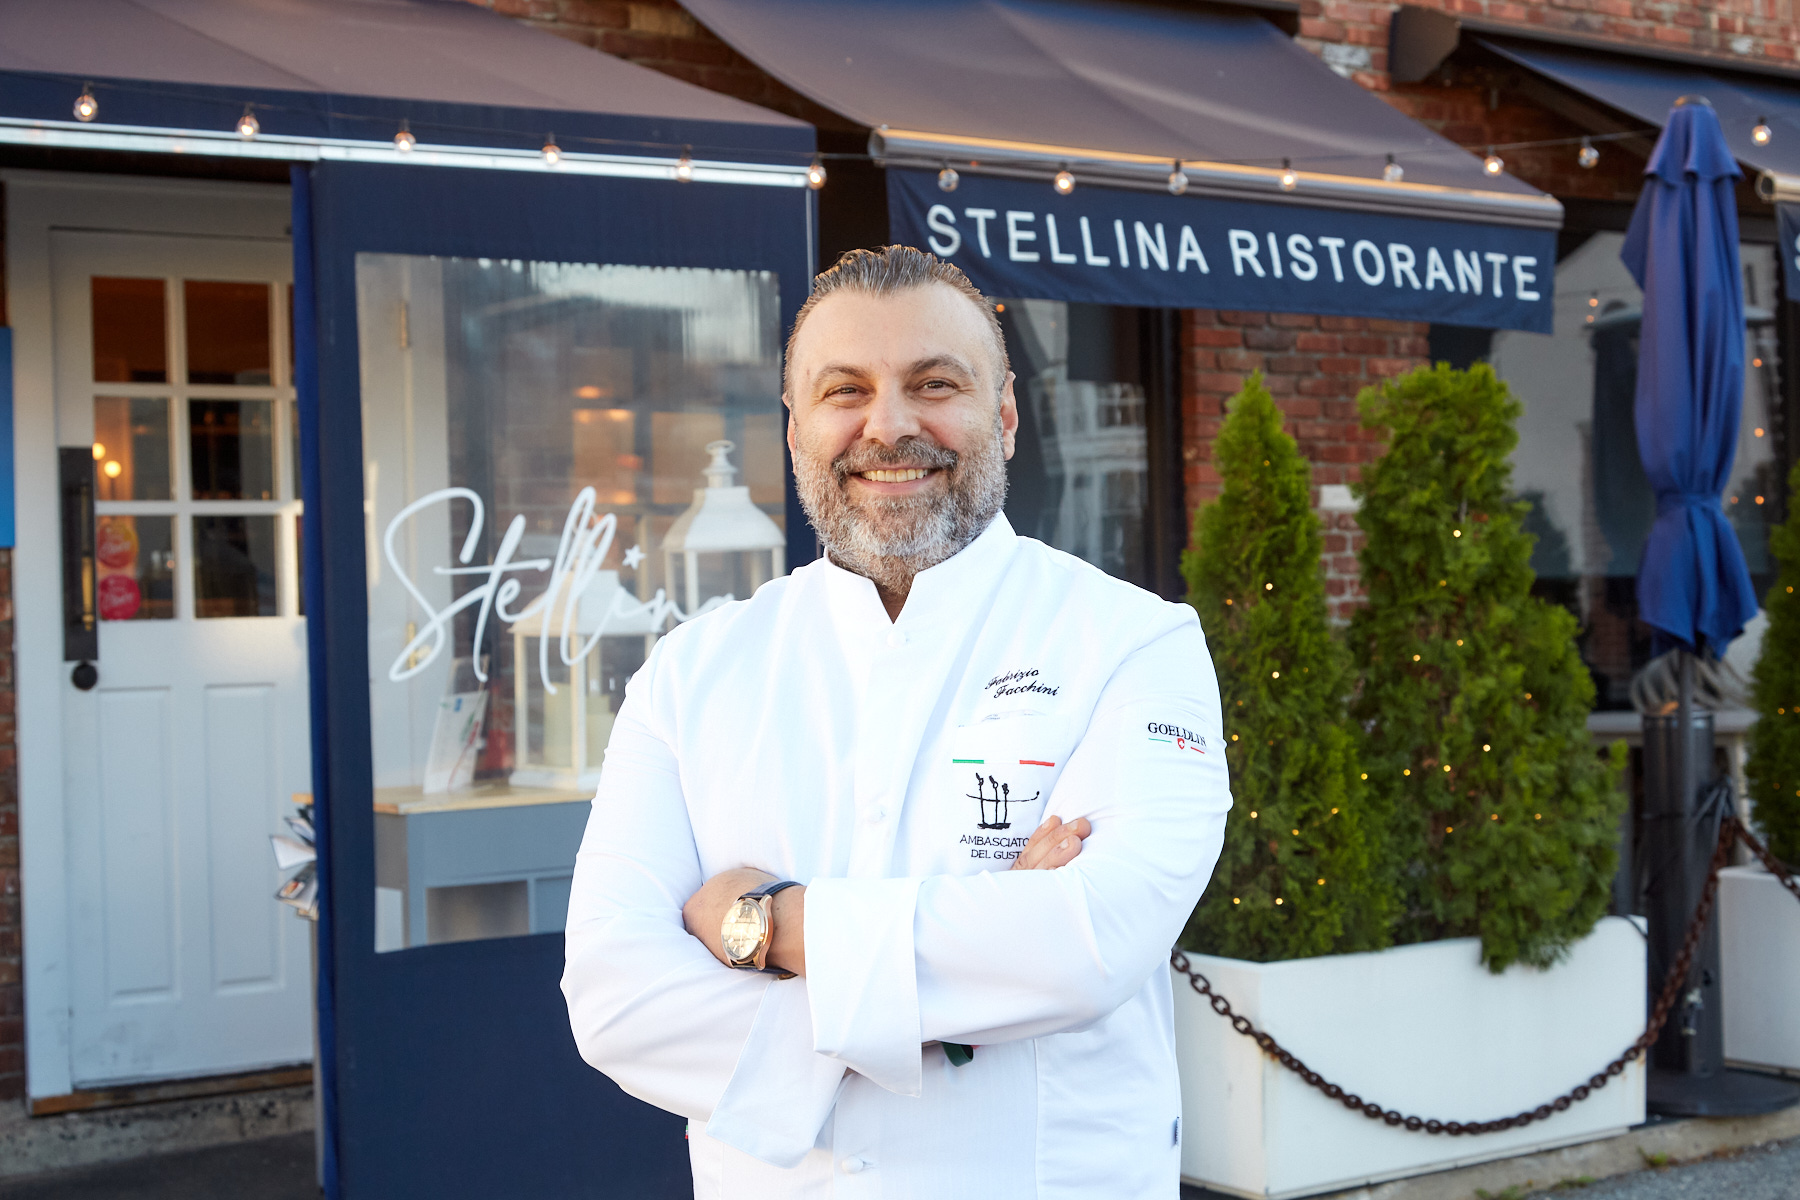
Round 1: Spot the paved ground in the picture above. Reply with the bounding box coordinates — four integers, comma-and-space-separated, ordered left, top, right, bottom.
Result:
0, 1132, 316, 1200
0, 1130, 1792, 1198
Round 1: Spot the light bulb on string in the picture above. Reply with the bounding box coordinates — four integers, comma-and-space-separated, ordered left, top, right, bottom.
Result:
807, 156, 827, 189
1278, 159, 1297, 192
237, 106, 260, 140
394, 120, 416, 153
1168, 160, 1189, 195
542, 135, 562, 166
674, 147, 694, 182
937, 164, 960, 192
73, 85, 97, 122
1753, 116, 1773, 145
1578, 137, 1599, 168
1053, 165, 1076, 195
1483, 148, 1504, 176
1382, 153, 1403, 183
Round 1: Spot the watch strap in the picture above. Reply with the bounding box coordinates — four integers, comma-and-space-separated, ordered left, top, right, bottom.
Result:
742, 879, 801, 901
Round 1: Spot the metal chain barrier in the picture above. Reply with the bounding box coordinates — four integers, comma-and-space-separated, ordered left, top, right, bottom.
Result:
1170, 815, 1800, 1136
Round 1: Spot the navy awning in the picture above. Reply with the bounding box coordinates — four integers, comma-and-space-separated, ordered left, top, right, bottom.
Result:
1479, 37, 1800, 177
683, 0, 1561, 228
0, 0, 813, 177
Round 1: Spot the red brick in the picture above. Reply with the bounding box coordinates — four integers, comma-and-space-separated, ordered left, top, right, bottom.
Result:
1188, 328, 1244, 348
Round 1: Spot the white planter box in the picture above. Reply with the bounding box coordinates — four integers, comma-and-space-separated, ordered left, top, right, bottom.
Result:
1174, 916, 1647, 1199
1722, 864, 1800, 1073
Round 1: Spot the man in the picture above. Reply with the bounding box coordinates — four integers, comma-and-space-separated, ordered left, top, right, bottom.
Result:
563, 246, 1231, 1197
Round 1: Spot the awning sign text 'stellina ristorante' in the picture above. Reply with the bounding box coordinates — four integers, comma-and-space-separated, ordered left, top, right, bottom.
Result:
889, 169, 1557, 333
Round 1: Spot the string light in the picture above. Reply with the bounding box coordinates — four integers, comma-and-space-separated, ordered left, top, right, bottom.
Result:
1383, 154, 1403, 183
674, 148, 695, 182
937, 164, 959, 192
1274, 898, 1283, 905
1053, 165, 1076, 195
394, 120, 416, 153
1279, 158, 1298, 192
1578, 137, 1599, 168
74, 85, 97, 122
807, 156, 827, 189
1483, 148, 1504, 176
1168, 160, 1189, 195
236, 106, 260, 140
542, 135, 562, 165
1753, 116, 1773, 145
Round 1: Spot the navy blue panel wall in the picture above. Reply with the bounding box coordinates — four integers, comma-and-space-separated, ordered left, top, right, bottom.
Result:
300, 161, 813, 1199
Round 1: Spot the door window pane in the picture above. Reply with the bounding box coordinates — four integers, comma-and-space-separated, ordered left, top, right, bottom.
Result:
97, 515, 174, 621
194, 515, 277, 617
91, 277, 167, 383
1487, 233, 1784, 708
190, 399, 275, 500
185, 280, 271, 385
94, 396, 173, 500
360, 254, 783, 951
997, 299, 1152, 587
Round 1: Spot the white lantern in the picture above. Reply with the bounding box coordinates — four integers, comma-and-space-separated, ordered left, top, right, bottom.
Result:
508, 568, 658, 791
661, 440, 785, 614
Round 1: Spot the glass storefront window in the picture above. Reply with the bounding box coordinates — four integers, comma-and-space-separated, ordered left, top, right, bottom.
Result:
997, 299, 1155, 589
361, 255, 784, 951
1487, 232, 1784, 708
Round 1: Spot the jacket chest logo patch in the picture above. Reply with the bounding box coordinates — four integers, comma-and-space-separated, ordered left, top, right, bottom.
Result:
1147, 721, 1206, 753
965, 771, 1040, 830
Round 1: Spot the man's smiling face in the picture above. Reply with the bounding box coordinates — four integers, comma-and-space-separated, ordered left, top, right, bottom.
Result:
785, 282, 1018, 589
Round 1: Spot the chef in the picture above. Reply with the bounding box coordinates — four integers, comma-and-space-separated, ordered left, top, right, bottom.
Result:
563, 245, 1231, 1198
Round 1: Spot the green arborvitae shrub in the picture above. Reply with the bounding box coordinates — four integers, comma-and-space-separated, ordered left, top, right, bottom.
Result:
1180, 372, 1393, 962
1349, 363, 1627, 973
1747, 459, 1800, 866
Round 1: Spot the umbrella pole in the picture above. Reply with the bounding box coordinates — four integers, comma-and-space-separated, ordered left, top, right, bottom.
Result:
1676, 648, 1692, 825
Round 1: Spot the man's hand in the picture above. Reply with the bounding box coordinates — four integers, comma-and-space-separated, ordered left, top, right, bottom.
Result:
683, 867, 806, 977
1010, 815, 1092, 871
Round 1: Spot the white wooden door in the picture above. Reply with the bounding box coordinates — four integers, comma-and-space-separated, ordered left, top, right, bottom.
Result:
51, 231, 312, 1086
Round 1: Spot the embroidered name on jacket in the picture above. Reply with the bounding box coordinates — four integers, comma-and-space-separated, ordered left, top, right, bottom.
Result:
984, 668, 1060, 698
1147, 721, 1207, 753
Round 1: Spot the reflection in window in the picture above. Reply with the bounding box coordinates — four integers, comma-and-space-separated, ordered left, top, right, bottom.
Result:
998, 299, 1151, 587
97, 515, 175, 621
194, 515, 277, 617
190, 399, 274, 500
94, 396, 172, 501
1486, 232, 1784, 708
360, 255, 784, 951
91, 277, 168, 383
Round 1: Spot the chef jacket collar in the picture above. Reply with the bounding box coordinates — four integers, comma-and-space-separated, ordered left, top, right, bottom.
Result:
818, 513, 1018, 630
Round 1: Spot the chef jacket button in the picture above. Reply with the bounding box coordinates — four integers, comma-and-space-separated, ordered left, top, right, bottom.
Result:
861, 806, 886, 824
840, 1157, 869, 1174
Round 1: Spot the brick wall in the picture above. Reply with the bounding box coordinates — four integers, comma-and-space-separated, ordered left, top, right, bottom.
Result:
0, 551, 18, 1101
469, 0, 855, 128
1298, 0, 1800, 93
1184, 311, 1427, 620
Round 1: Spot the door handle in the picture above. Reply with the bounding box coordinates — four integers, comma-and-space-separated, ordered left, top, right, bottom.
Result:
60, 447, 99, 664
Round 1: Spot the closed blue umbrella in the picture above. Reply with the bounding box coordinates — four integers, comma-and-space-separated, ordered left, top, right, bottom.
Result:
1621, 97, 1758, 656
1619, 96, 1797, 1120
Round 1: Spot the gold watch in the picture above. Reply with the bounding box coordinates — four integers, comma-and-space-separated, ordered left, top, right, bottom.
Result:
720, 880, 800, 978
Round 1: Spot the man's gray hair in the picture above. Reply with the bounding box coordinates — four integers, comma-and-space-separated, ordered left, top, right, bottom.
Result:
784, 245, 1011, 391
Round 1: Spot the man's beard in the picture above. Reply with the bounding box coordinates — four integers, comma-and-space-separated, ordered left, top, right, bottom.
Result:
794, 421, 1007, 597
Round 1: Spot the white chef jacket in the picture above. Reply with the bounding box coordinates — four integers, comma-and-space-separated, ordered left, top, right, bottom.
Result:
563, 514, 1231, 1199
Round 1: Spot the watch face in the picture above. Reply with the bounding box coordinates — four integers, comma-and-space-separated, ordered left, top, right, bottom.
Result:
721, 897, 768, 963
